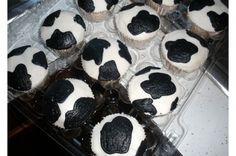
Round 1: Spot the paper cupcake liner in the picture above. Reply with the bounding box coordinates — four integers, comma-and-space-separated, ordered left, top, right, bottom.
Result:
146, 0, 178, 16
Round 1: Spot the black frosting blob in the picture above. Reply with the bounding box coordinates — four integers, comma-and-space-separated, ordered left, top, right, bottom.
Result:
165, 39, 198, 63
170, 97, 179, 111
43, 10, 61, 27
141, 72, 176, 99
32, 51, 48, 69
8, 64, 32, 91
128, 10, 160, 35
64, 97, 96, 129
100, 116, 133, 154
135, 66, 160, 76
74, 14, 86, 30
189, 0, 215, 12
82, 38, 111, 65
98, 60, 121, 81
133, 98, 157, 115
120, 3, 144, 12
186, 30, 208, 48
207, 11, 228, 32
117, 40, 132, 64
8, 45, 31, 58
105, 0, 119, 10
46, 29, 77, 50
77, 0, 95, 13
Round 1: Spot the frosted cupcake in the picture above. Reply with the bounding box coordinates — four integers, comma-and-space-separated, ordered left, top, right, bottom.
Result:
91, 113, 146, 156
160, 29, 209, 75
146, 0, 181, 16
128, 66, 182, 117
81, 37, 132, 88
114, 3, 161, 49
42, 78, 96, 129
8, 45, 48, 93
187, 0, 228, 39
40, 10, 86, 57
76, 0, 119, 22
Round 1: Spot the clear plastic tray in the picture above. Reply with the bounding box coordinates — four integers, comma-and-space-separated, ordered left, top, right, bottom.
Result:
8, 0, 226, 155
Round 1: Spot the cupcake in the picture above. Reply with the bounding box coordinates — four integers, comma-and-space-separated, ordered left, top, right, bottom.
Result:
160, 29, 209, 75
81, 37, 132, 88
128, 66, 182, 116
146, 0, 181, 16
8, 45, 48, 93
114, 3, 161, 50
91, 113, 146, 156
187, 0, 228, 39
76, 0, 119, 22
40, 10, 86, 57
42, 78, 96, 129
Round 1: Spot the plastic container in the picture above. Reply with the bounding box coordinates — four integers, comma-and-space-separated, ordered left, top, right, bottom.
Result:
8, 0, 226, 155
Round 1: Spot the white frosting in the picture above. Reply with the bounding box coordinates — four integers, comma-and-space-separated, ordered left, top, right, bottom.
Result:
161, 30, 209, 73
128, 68, 182, 116
40, 11, 85, 48
93, 0, 116, 12
81, 37, 132, 80
91, 113, 146, 156
115, 5, 160, 41
53, 78, 95, 129
188, 0, 228, 32
152, 0, 177, 6
8, 47, 48, 90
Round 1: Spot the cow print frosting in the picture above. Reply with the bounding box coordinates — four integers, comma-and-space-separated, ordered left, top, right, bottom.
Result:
100, 116, 133, 154
105, 0, 119, 10
135, 66, 160, 76
165, 39, 198, 63
170, 97, 179, 111
120, 3, 144, 12
189, 0, 215, 12
32, 51, 48, 69
117, 40, 132, 64
42, 10, 61, 26
128, 10, 160, 35
98, 60, 120, 81
82, 38, 111, 65
207, 11, 228, 32
77, 0, 95, 12
64, 97, 96, 129
74, 15, 86, 30
133, 98, 157, 115
8, 45, 30, 58
186, 30, 207, 48
46, 29, 77, 50
8, 64, 32, 91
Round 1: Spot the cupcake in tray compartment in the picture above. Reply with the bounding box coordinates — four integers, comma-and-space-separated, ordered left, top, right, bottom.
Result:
41, 78, 96, 132
75, 0, 119, 22
127, 66, 182, 117
187, 0, 228, 39
8, 45, 49, 95
81, 36, 133, 89
146, 0, 181, 16
160, 29, 209, 75
114, 3, 161, 50
40, 10, 86, 58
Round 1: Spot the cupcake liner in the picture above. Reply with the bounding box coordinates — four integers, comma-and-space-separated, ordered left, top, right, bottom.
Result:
146, 0, 178, 16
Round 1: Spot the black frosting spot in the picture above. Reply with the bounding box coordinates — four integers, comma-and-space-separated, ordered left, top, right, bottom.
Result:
133, 98, 157, 115
46, 29, 77, 50
98, 60, 120, 81
128, 10, 160, 35
186, 30, 208, 48
8, 64, 32, 91
77, 0, 95, 13
43, 10, 61, 27
189, 0, 215, 12
207, 11, 228, 32
165, 39, 198, 63
170, 97, 179, 111
64, 97, 96, 129
141, 72, 176, 99
43, 79, 74, 123
100, 116, 133, 154
117, 40, 132, 64
8, 45, 31, 58
120, 3, 144, 12
105, 0, 119, 10
32, 51, 48, 69
74, 15, 86, 30
135, 66, 160, 76
82, 38, 111, 65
